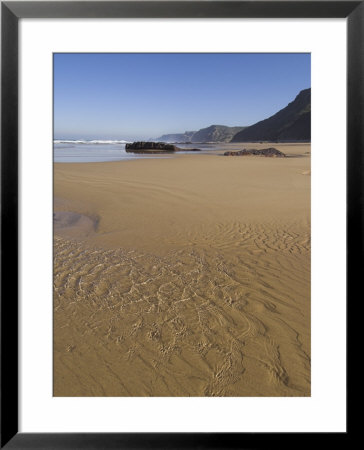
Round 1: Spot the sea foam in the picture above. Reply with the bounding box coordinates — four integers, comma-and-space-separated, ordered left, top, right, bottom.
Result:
54, 139, 130, 145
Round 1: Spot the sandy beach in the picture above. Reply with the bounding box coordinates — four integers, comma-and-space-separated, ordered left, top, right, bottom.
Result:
54, 143, 311, 396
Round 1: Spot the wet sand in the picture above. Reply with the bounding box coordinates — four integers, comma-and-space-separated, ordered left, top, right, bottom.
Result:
54, 143, 311, 396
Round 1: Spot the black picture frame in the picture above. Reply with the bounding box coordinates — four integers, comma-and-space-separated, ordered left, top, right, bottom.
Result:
1, 1, 357, 448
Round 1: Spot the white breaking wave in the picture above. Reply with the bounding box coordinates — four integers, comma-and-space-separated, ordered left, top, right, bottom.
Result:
54, 139, 130, 145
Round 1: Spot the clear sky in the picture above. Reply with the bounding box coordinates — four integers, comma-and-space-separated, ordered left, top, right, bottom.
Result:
54, 53, 310, 140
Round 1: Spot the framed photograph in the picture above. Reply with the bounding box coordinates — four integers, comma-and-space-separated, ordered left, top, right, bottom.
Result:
1, 1, 356, 448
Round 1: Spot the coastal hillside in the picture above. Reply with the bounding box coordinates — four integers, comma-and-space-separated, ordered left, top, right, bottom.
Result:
154, 131, 195, 143
155, 125, 246, 143
190, 125, 246, 143
231, 88, 311, 142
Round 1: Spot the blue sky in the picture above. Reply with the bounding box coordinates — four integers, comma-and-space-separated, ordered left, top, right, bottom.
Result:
54, 53, 310, 140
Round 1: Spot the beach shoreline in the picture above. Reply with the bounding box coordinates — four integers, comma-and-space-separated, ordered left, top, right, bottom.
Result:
54, 142, 311, 396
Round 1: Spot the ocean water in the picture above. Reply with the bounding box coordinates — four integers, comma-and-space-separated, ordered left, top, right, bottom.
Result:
54, 140, 149, 163
53, 140, 220, 163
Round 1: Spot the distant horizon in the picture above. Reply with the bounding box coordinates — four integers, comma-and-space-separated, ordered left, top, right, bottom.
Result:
54, 53, 310, 141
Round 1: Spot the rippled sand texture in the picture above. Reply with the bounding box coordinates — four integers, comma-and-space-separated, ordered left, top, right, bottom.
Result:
54, 144, 310, 396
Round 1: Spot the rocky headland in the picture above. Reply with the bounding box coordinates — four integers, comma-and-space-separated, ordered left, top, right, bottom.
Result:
231, 88, 311, 143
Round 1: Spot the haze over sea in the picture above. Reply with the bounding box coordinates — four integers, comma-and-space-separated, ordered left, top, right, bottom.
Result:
53, 140, 220, 162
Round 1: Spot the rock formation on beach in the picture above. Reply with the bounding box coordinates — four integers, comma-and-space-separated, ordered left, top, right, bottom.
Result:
231, 88, 311, 143
125, 142, 200, 154
224, 148, 286, 157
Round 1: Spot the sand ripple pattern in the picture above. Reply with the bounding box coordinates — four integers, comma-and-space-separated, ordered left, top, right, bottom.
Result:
54, 223, 310, 396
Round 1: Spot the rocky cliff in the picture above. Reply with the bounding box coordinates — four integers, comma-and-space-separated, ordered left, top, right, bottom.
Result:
190, 125, 246, 143
155, 125, 246, 143
154, 131, 195, 143
231, 88, 311, 142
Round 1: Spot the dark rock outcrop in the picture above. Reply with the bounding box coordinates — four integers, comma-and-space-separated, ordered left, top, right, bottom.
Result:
231, 88, 311, 143
126, 142, 177, 153
224, 148, 286, 157
125, 142, 200, 154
